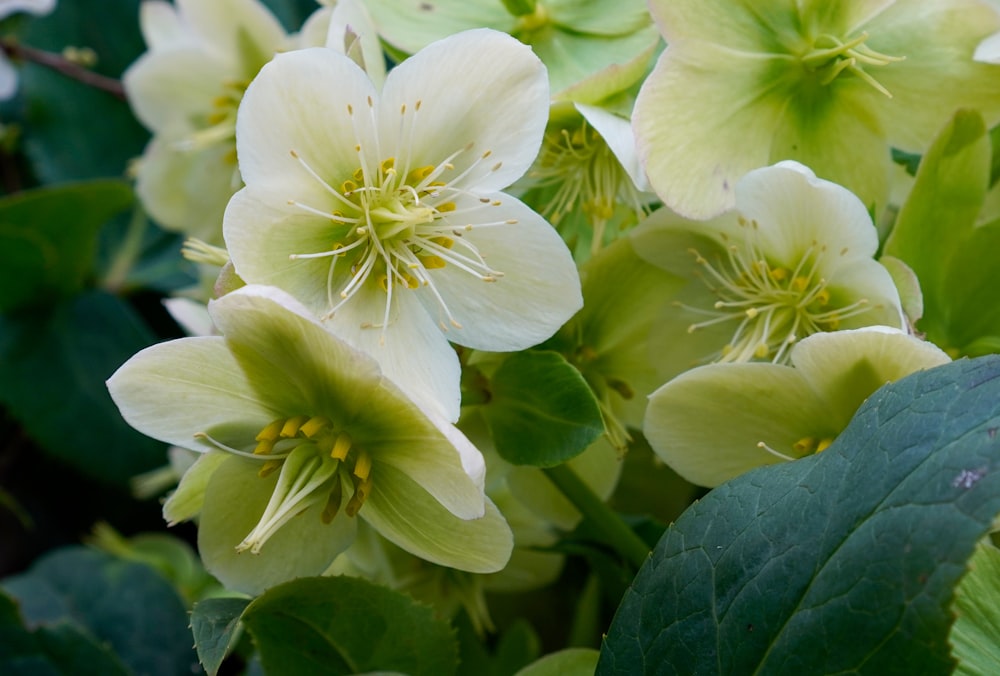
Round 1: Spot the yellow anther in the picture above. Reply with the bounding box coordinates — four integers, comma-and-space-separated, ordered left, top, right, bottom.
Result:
814, 288, 831, 305
253, 438, 277, 455
753, 343, 770, 359
380, 157, 395, 173
342, 179, 357, 193
352, 167, 364, 182
794, 437, 817, 453
258, 459, 283, 478
353, 450, 373, 481
211, 95, 231, 108
407, 165, 434, 183
256, 419, 285, 442
769, 267, 789, 282
436, 202, 457, 213
419, 255, 446, 269
431, 236, 454, 248
321, 480, 343, 524
300, 416, 331, 438
280, 415, 309, 438
792, 276, 809, 292
378, 274, 389, 292
403, 273, 419, 289
745, 307, 759, 319
817, 438, 834, 453
206, 111, 228, 125
345, 476, 374, 517
331, 432, 352, 461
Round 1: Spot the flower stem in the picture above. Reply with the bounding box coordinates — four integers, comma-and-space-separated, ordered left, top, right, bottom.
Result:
0, 38, 125, 100
101, 204, 148, 293
543, 463, 649, 570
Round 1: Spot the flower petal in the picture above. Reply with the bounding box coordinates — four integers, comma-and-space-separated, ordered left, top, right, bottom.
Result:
198, 455, 356, 595
162, 450, 229, 525
362, 464, 513, 573
234, 47, 379, 207
378, 28, 548, 192
138, 1, 193, 51
577, 103, 649, 192
424, 195, 582, 351
175, 0, 287, 73
644, 362, 833, 487
364, 0, 515, 54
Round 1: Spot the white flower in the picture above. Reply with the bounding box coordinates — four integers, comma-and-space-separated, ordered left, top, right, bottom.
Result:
223, 28, 583, 421
0, 0, 56, 100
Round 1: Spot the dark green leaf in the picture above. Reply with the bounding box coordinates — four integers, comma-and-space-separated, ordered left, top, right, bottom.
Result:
456, 614, 540, 676
599, 356, 1000, 675
482, 351, 604, 467
0, 181, 132, 313
0, 589, 130, 676
191, 597, 251, 676
0, 290, 166, 486
1, 547, 197, 676
241, 576, 458, 676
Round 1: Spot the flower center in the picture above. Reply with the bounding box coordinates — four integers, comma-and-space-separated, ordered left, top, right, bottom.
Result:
287, 99, 514, 342
682, 217, 872, 364
799, 32, 904, 98
175, 79, 248, 163
196, 414, 374, 554
528, 118, 647, 255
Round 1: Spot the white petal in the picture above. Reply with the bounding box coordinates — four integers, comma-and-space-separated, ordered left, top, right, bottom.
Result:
576, 102, 649, 192
975, 30, 1000, 63
175, 0, 287, 67
162, 297, 215, 337
422, 195, 582, 351
234, 47, 379, 207
378, 28, 548, 193
139, 1, 193, 51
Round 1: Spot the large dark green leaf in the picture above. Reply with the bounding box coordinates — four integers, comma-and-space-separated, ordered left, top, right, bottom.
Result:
599, 356, 1000, 675
0, 181, 132, 313
240, 576, 458, 676
482, 351, 604, 467
1, 547, 197, 676
0, 290, 165, 486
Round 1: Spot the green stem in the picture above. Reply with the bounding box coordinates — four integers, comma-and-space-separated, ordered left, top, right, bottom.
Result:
543, 463, 649, 570
101, 204, 148, 293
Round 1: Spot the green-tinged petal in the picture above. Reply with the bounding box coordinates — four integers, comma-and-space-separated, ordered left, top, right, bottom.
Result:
532, 25, 662, 97
362, 464, 513, 573
633, 46, 788, 218
950, 540, 1000, 675
162, 450, 229, 525
106, 336, 278, 451
790, 327, 952, 429
547, 0, 650, 36
364, 0, 515, 54
138, 0, 191, 51
135, 138, 237, 243
326, 0, 386, 88
233, 47, 379, 206
644, 362, 832, 487
124, 47, 230, 134
554, 36, 660, 105
378, 28, 548, 192
769, 86, 890, 214
820, 258, 907, 330
198, 455, 356, 595
507, 437, 621, 530
426, 196, 581, 351
175, 0, 287, 75
646, 0, 800, 52
866, 0, 1000, 150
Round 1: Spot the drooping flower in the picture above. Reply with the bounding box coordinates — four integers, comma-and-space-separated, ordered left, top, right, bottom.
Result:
631, 161, 906, 378
107, 285, 512, 595
0, 0, 56, 100
358, 0, 661, 97
644, 326, 951, 487
223, 28, 583, 421
634, 0, 1000, 219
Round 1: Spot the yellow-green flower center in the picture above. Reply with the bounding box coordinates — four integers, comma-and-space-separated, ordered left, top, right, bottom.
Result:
177, 79, 248, 163
287, 99, 513, 341
683, 217, 872, 363
799, 32, 904, 98
197, 414, 374, 554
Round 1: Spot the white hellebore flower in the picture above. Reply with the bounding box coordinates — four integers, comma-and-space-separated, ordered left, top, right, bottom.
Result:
223, 28, 583, 421
0, 0, 55, 100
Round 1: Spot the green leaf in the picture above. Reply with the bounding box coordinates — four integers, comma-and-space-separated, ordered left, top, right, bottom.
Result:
456, 615, 540, 676
1, 547, 197, 676
515, 648, 600, 676
598, 356, 1000, 675
191, 597, 251, 676
482, 351, 604, 467
950, 539, 1000, 675
0, 181, 133, 313
18, 0, 149, 183
0, 290, 166, 486
0, 589, 130, 676
240, 576, 458, 676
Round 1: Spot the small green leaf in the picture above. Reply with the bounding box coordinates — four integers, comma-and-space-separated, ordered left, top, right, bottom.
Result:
0, 181, 133, 313
950, 539, 1000, 675
0, 290, 165, 486
599, 356, 1000, 675
240, 576, 458, 676
0, 589, 130, 676
1, 547, 197, 676
482, 351, 604, 467
191, 597, 251, 676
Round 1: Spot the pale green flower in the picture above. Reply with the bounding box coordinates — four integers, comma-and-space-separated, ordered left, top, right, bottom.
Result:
644, 326, 951, 487
631, 161, 906, 377
634, 0, 1000, 218
223, 29, 582, 422
360, 0, 660, 96
107, 285, 512, 595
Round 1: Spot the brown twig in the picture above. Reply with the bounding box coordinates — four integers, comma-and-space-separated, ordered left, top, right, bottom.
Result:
1, 38, 125, 100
